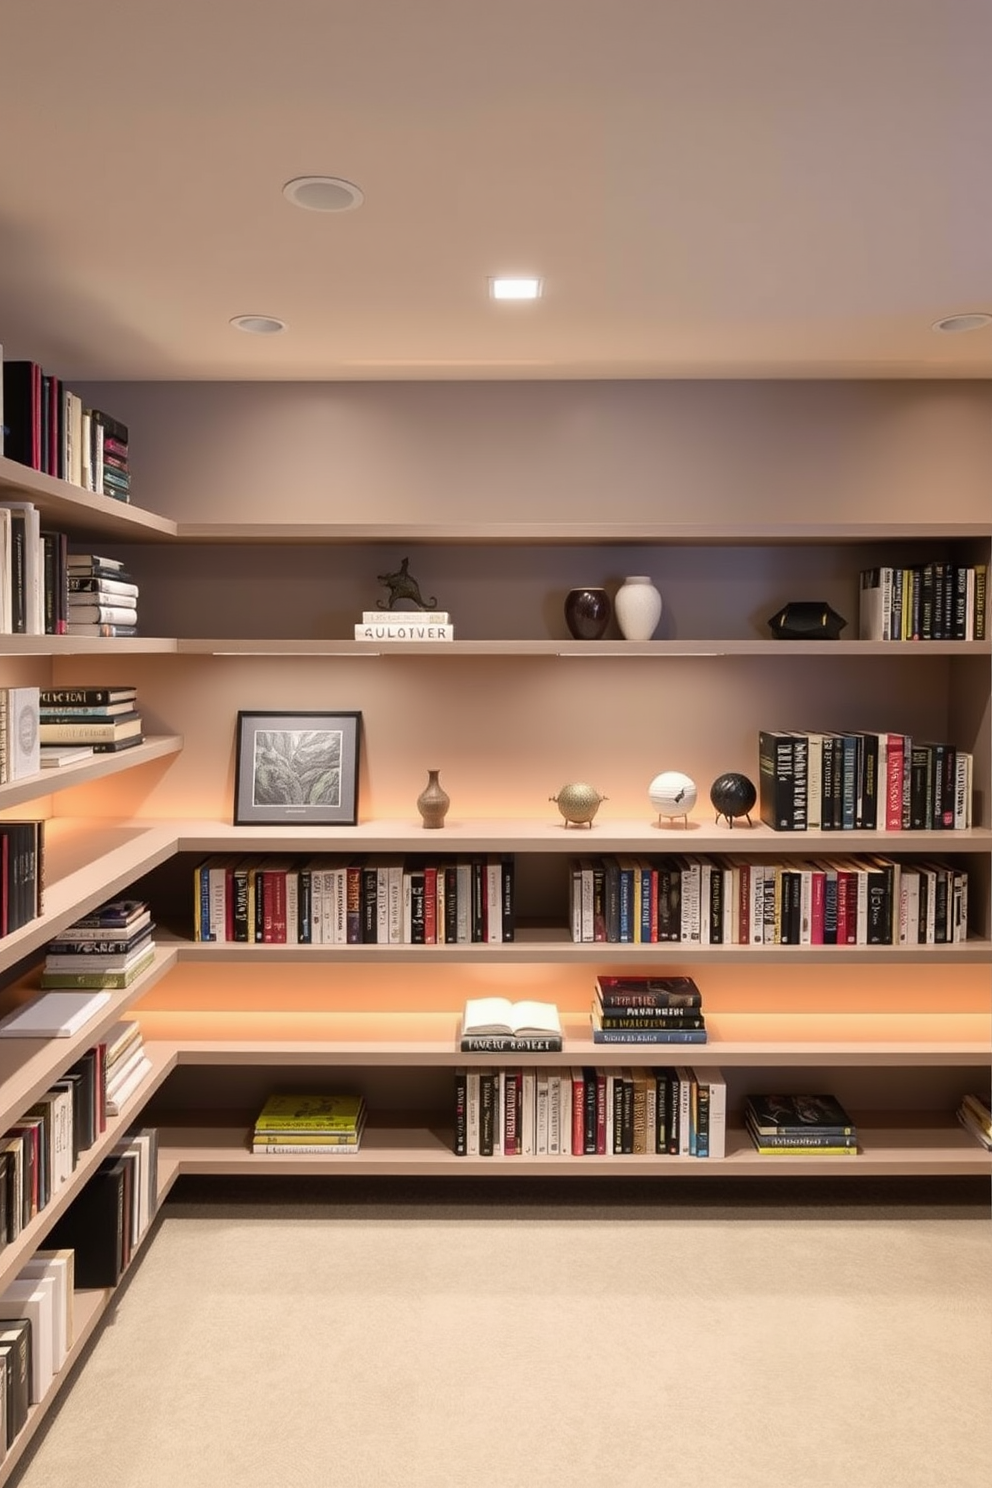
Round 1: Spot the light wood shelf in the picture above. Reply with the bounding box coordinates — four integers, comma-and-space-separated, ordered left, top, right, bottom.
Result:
0, 736, 183, 810
132, 1009, 992, 1067
0, 1043, 178, 1294
0, 455, 177, 541
0, 636, 179, 656
154, 1109, 992, 1179
179, 637, 992, 657
0, 950, 179, 1134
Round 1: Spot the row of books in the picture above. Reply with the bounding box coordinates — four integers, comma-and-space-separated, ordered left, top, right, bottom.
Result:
39, 680, 144, 753
0, 1037, 105, 1247
194, 854, 515, 945
858, 563, 987, 642
251, 1094, 366, 1154
955, 1092, 992, 1151
0, 509, 142, 638
354, 610, 454, 642
453, 1065, 727, 1157
45, 1127, 158, 1287
0, 821, 44, 940
41, 898, 156, 990
758, 729, 972, 832
0, 1250, 74, 1454
743, 1092, 858, 1154
570, 855, 969, 946
1, 357, 131, 500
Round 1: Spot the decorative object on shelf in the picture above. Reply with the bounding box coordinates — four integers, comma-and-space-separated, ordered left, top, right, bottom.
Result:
710, 771, 757, 827
766, 601, 847, 640
648, 770, 697, 826
234, 710, 361, 825
563, 586, 612, 640
416, 768, 451, 828
377, 557, 438, 611
614, 575, 663, 641
550, 782, 607, 827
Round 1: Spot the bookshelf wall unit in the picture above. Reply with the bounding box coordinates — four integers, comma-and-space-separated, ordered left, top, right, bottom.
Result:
1, 377, 990, 1473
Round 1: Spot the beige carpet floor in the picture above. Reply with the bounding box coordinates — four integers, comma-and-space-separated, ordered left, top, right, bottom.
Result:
12, 1176, 992, 1488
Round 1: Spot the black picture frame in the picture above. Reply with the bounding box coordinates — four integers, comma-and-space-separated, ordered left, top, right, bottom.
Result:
233, 711, 361, 826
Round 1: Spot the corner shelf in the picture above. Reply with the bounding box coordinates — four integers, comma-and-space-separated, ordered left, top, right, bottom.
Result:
0, 736, 183, 810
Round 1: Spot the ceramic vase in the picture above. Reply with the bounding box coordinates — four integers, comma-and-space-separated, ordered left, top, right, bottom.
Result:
416, 769, 450, 828
564, 587, 612, 640
615, 575, 662, 641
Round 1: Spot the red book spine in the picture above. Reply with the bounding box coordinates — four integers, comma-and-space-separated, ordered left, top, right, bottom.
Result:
885, 735, 905, 831
423, 866, 437, 944
271, 871, 287, 942
810, 869, 826, 945
571, 1071, 585, 1156
835, 869, 850, 945
261, 871, 275, 942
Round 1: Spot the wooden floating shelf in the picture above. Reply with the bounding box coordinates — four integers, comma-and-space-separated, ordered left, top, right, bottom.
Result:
0, 736, 183, 811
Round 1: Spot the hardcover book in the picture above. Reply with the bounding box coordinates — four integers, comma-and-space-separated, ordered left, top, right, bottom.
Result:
590, 1009, 707, 1044
743, 1092, 857, 1135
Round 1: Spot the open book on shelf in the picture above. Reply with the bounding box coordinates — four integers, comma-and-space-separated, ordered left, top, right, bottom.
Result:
460, 997, 563, 1052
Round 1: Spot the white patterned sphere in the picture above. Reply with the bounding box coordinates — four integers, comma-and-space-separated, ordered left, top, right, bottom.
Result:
648, 771, 697, 820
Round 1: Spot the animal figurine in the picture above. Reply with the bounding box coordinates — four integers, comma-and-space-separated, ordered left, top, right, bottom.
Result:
377, 557, 438, 611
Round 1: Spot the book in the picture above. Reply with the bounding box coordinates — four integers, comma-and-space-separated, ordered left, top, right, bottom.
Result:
62, 900, 151, 932
39, 712, 142, 743
254, 1094, 366, 1131
0, 989, 112, 1038
40, 947, 154, 989
590, 1009, 707, 1043
39, 744, 96, 767
354, 622, 453, 641
459, 997, 563, 1052
65, 601, 138, 625
65, 623, 139, 637
360, 611, 449, 624
595, 975, 703, 1009
2, 687, 40, 779
743, 1092, 857, 1136
39, 686, 137, 707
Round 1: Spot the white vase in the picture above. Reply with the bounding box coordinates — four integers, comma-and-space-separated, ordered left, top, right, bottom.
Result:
614, 575, 662, 641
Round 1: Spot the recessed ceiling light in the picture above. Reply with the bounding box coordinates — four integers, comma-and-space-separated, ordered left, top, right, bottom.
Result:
931, 312, 992, 333
283, 176, 364, 212
490, 277, 543, 301
229, 315, 287, 334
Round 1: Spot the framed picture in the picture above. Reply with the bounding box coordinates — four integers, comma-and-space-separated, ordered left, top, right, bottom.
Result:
234, 711, 361, 826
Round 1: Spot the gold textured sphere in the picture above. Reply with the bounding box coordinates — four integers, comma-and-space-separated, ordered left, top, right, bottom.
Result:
550, 782, 607, 826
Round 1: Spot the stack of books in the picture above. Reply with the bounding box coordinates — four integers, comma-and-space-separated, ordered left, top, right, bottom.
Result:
956, 1092, 992, 1150
102, 1018, 153, 1117
354, 610, 453, 642
251, 1094, 367, 1154
41, 898, 156, 992
39, 683, 142, 755
743, 1093, 859, 1155
66, 555, 139, 637
590, 975, 707, 1045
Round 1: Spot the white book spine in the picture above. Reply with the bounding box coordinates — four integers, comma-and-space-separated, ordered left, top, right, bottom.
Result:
388, 865, 404, 944
354, 623, 453, 641
466, 1070, 480, 1156
486, 861, 502, 944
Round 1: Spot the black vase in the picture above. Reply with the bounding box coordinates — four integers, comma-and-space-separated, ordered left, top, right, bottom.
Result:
564, 587, 611, 640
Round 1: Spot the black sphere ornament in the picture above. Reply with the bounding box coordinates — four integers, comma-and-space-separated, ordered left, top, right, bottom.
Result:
710, 772, 757, 828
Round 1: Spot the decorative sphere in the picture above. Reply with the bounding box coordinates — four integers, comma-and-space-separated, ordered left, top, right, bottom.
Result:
648, 771, 697, 821
550, 782, 607, 827
710, 771, 757, 827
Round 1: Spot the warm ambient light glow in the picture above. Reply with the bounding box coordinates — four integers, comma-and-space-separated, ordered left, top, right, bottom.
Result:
490, 277, 543, 300
931, 313, 992, 333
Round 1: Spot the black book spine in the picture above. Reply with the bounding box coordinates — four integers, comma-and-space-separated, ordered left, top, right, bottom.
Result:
1, 361, 40, 467
758, 732, 799, 831
409, 870, 425, 944
582, 1066, 597, 1155
859, 733, 879, 830
453, 1070, 467, 1156
444, 865, 459, 944
360, 864, 377, 943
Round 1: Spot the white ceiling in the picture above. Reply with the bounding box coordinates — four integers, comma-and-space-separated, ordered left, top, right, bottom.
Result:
1, 0, 990, 381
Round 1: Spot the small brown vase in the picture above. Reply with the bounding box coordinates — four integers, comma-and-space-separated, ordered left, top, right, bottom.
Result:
417, 768, 450, 828
564, 587, 611, 640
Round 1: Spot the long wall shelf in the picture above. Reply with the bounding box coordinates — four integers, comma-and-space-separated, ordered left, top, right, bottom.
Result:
155, 1110, 990, 1178
180, 637, 992, 657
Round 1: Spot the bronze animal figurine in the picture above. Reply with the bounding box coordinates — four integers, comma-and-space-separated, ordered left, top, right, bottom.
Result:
377, 557, 438, 611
